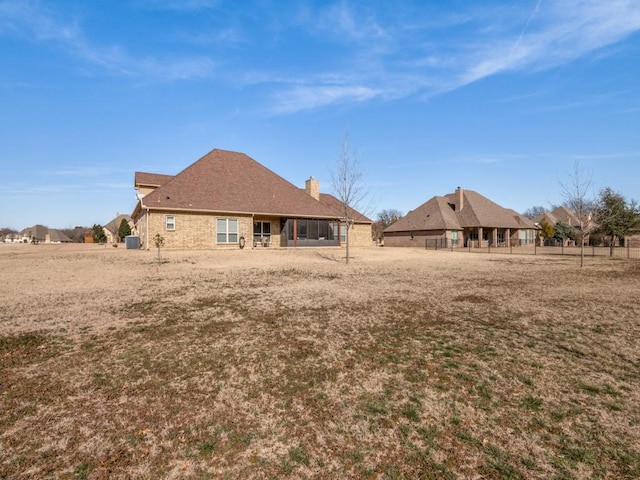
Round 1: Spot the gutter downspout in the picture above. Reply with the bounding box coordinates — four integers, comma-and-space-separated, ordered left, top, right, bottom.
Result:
145, 206, 149, 251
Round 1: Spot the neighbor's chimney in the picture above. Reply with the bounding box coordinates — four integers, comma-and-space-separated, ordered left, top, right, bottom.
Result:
455, 187, 464, 211
305, 176, 320, 200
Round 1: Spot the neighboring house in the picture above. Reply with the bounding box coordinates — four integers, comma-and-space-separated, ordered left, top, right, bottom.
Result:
131, 148, 372, 249
626, 231, 640, 248
533, 206, 592, 246
1, 232, 20, 243
384, 188, 537, 248
20, 225, 72, 244
103, 214, 133, 244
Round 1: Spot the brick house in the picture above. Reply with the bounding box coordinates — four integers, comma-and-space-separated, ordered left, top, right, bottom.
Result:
131, 148, 372, 249
384, 188, 537, 248
20, 225, 72, 244
533, 206, 593, 246
103, 214, 133, 244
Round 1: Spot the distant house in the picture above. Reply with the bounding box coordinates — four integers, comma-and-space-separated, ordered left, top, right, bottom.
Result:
533, 206, 593, 246
132, 148, 372, 249
384, 188, 537, 248
20, 225, 72, 244
1, 232, 20, 243
103, 214, 133, 244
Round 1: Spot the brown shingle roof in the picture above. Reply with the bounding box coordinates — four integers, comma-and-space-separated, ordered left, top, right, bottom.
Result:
318, 193, 372, 223
385, 189, 536, 233
140, 149, 341, 218
384, 196, 462, 232
533, 206, 582, 229
104, 214, 132, 234
444, 190, 535, 229
134, 172, 174, 188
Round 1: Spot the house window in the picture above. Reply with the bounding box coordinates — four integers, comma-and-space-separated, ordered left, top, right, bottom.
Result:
451, 230, 459, 246
165, 215, 176, 231
340, 223, 347, 243
253, 221, 271, 244
217, 218, 238, 243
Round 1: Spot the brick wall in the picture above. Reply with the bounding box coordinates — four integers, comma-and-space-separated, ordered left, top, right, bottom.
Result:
347, 223, 373, 247
140, 211, 291, 249
144, 211, 254, 249
384, 230, 450, 248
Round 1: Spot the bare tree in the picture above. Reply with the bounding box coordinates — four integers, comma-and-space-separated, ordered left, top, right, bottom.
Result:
522, 205, 546, 219
373, 209, 403, 241
331, 132, 369, 264
560, 161, 595, 267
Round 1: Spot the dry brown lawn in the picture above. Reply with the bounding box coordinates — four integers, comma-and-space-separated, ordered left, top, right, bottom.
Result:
1, 243, 639, 479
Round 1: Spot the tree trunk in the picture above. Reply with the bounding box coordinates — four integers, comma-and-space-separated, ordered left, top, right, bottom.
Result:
610, 235, 616, 257
345, 225, 350, 264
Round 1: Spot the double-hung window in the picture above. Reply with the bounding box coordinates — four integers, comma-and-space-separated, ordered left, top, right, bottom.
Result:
217, 218, 238, 243
165, 215, 176, 231
253, 221, 271, 244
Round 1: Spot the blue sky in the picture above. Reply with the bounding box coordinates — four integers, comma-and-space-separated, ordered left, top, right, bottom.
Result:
1, 0, 639, 229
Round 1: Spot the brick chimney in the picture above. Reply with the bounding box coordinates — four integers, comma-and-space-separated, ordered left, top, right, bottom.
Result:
455, 187, 464, 212
305, 176, 320, 200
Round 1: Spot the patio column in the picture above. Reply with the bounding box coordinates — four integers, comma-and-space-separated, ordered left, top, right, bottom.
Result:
293, 219, 297, 248
492, 229, 498, 247
506, 228, 511, 246
478, 227, 483, 248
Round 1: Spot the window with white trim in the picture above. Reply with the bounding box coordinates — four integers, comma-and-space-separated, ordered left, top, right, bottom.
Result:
217, 218, 238, 243
165, 215, 176, 231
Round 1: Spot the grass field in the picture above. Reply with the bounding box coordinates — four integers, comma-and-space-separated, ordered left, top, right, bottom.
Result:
1, 244, 639, 479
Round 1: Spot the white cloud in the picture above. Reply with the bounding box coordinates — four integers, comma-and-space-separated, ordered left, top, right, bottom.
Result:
0, 0, 216, 81
267, 0, 640, 114
271, 84, 381, 115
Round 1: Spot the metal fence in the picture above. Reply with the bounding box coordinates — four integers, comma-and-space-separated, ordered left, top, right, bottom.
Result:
425, 238, 640, 259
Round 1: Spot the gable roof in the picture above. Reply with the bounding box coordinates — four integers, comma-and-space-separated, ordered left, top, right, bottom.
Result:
20, 225, 72, 242
318, 193, 372, 223
138, 149, 342, 219
385, 196, 462, 232
533, 206, 582, 229
104, 214, 132, 234
443, 190, 534, 229
135, 172, 174, 188
385, 189, 536, 233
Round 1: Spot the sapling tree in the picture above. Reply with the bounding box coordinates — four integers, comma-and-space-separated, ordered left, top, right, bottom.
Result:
560, 161, 595, 267
153, 233, 165, 261
330, 132, 370, 264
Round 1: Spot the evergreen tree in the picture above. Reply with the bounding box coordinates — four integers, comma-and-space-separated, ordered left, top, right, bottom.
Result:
118, 219, 131, 241
594, 188, 640, 256
92, 224, 107, 243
